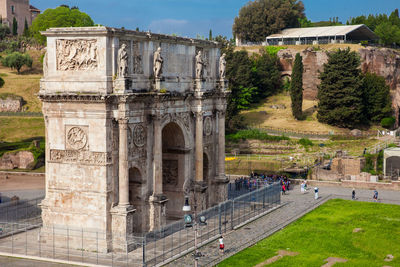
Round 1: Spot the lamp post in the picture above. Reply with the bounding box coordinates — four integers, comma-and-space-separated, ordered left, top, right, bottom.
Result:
182, 191, 206, 267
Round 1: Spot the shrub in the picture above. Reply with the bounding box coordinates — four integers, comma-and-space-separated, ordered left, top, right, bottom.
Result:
299, 138, 313, 147
381, 117, 395, 129
226, 128, 289, 143
265, 46, 287, 56
1, 52, 32, 73
0, 77, 4, 88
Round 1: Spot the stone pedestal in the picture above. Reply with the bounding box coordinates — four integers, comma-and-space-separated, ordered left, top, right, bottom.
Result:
114, 78, 132, 93
148, 195, 168, 231
154, 78, 164, 92
212, 178, 229, 204
111, 205, 136, 252
194, 78, 204, 91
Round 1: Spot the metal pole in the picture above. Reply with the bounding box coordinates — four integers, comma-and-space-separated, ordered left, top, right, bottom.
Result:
96, 231, 98, 264
53, 225, 55, 259
231, 199, 234, 230
67, 227, 69, 261
194, 191, 198, 267
218, 204, 222, 235
142, 235, 146, 267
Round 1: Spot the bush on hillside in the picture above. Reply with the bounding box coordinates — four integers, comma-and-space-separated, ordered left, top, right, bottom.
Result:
226, 128, 289, 143
381, 117, 395, 129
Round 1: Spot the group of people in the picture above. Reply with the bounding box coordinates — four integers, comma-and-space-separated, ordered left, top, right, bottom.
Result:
232, 173, 290, 193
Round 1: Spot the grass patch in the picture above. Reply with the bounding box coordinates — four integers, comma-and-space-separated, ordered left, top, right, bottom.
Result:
218, 199, 400, 267
0, 117, 44, 142
226, 129, 289, 143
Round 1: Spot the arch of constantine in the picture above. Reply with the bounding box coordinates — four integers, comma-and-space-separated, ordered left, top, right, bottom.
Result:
38, 27, 228, 251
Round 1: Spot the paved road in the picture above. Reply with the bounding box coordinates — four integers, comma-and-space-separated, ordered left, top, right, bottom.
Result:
167, 185, 400, 267
1, 185, 399, 267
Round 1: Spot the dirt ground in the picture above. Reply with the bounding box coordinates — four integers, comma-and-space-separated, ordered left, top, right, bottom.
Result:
0, 173, 44, 191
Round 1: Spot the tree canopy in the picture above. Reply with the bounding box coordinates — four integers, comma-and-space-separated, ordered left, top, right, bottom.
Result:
233, 0, 305, 43
30, 6, 94, 44
317, 48, 364, 128
1, 52, 33, 73
290, 53, 303, 120
347, 8, 400, 46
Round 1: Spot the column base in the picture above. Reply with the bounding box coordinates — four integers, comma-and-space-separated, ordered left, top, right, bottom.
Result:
148, 195, 168, 231
219, 79, 228, 91
111, 204, 136, 252
194, 78, 205, 91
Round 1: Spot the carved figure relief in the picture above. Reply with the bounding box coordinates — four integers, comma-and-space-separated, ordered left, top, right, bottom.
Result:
162, 159, 178, 185
66, 127, 88, 150
162, 113, 191, 132
133, 42, 143, 74
56, 39, 98, 71
133, 124, 146, 147
50, 150, 111, 165
195, 50, 205, 79
153, 47, 163, 79
204, 117, 212, 136
118, 43, 129, 78
219, 53, 226, 79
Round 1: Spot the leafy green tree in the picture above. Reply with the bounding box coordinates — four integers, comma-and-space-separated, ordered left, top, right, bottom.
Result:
12, 17, 18, 36
30, 6, 94, 44
251, 50, 282, 101
0, 24, 10, 40
290, 53, 303, 120
317, 48, 364, 128
375, 22, 400, 46
2, 52, 33, 73
362, 72, 392, 122
23, 18, 29, 37
226, 49, 254, 119
233, 0, 305, 42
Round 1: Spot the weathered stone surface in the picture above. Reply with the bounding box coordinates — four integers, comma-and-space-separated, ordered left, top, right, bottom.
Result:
0, 97, 23, 112
0, 151, 35, 170
39, 26, 229, 253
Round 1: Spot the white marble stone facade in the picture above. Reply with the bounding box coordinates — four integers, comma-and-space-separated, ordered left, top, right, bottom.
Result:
39, 27, 228, 252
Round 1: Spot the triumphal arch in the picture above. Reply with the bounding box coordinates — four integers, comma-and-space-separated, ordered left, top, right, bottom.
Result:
38, 27, 228, 251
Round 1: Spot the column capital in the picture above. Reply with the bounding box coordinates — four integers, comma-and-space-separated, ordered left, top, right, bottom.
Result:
216, 110, 226, 117
118, 117, 129, 127
193, 110, 204, 119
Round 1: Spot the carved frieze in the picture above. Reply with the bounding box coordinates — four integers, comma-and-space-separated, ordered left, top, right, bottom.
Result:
133, 124, 146, 147
162, 112, 191, 132
162, 159, 178, 185
66, 126, 88, 150
56, 39, 98, 71
132, 42, 143, 74
204, 117, 212, 136
50, 150, 112, 165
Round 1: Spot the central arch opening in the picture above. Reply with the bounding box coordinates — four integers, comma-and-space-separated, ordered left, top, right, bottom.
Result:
162, 122, 187, 222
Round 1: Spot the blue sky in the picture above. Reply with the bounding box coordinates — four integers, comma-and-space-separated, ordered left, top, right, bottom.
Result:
31, 0, 399, 38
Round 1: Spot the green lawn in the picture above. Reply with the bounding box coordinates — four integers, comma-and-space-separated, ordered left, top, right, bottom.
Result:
218, 199, 400, 267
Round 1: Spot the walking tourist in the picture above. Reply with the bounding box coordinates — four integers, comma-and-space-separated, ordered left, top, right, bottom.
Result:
282, 183, 286, 195
219, 235, 224, 255
373, 190, 378, 202
352, 188, 356, 200
314, 187, 319, 200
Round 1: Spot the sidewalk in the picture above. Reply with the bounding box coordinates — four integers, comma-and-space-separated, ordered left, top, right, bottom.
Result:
167, 185, 400, 267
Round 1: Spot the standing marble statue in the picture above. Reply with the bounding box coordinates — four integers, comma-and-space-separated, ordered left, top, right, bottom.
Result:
153, 47, 163, 79
118, 43, 128, 78
219, 53, 226, 79
195, 51, 205, 80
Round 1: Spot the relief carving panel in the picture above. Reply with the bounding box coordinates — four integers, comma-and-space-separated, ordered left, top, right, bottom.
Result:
162, 159, 178, 185
65, 126, 89, 150
56, 39, 98, 71
50, 150, 112, 165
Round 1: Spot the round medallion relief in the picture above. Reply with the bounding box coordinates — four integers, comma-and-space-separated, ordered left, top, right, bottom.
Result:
204, 117, 212, 136
67, 127, 87, 150
133, 124, 146, 147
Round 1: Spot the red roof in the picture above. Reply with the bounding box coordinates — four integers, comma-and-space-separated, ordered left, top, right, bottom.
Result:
29, 5, 40, 12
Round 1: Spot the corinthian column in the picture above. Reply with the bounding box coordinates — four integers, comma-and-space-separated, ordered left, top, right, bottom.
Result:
152, 113, 163, 195
118, 118, 130, 206
195, 111, 204, 182
217, 110, 226, 179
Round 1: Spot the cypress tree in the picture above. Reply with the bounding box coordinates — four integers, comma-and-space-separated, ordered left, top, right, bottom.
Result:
12, 17, 18, 35
23, 18, 29, 36
317, 48, 364, 128
290, 53, 303, 120
209, 29, 212, 40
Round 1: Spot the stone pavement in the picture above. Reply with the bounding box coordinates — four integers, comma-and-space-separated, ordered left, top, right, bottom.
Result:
167, 185, 400, 267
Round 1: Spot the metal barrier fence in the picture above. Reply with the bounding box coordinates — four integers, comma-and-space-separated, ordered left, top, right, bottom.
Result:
0, 196, 43, 224
0, 183, 281, 266
143, 182, 281, 266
